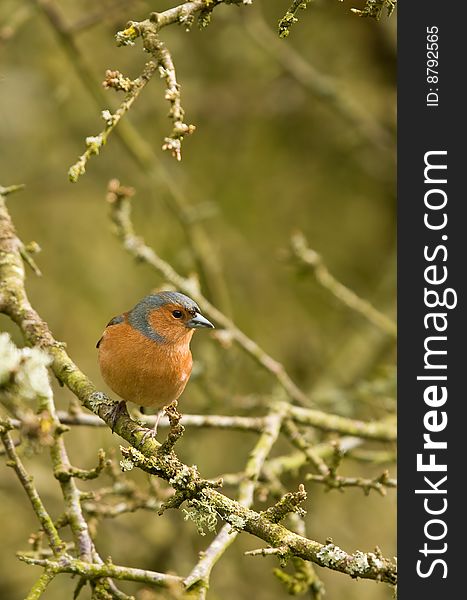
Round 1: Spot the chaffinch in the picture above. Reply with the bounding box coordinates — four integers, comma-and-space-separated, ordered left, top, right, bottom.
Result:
97, 291, 214, 433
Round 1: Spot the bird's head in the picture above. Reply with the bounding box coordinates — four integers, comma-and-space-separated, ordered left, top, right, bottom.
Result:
128, 291, 214, 345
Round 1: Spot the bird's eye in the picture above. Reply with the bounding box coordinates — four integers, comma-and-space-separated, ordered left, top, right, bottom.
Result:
172, 310, 183, 319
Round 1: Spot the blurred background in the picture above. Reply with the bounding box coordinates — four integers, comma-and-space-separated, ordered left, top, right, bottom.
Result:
0, 0, 396, 598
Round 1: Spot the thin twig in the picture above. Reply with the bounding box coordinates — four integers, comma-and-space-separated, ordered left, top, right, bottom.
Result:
0, 190, 397, 585
34, 0, 231, 311
282, 418, 330, 476
307, 469, 396, 495
0, 424, 65, 556
24, 568, 56, 600
18, 554, 183, 588
108, 183, 311, 407
68, 61, 160, 182
184, 401, 288, 592
55, 410, 266, 432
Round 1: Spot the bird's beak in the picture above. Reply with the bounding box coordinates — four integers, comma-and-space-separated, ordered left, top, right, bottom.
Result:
187, 313, 214, 329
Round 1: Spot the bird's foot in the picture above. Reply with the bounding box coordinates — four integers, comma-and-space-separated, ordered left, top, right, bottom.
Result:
107, 400, 128, 433
136, 410, 163, 446
136, 426, 159, 446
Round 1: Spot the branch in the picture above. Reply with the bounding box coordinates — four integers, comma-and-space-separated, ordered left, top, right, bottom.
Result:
35, 0, 232, 311
55, 410, 266, 432
25, 569, 55, 600
351, 0, 397, 20
107, 180, 309, 407
0, 422, 65, 557
183, 401, 288, 592
68, 61, 160, 182
54, 403, 396, 442
278, 0, 312, 38
0, 189, 396, 585
307, 469, 396, 496
17, 554, 182, 589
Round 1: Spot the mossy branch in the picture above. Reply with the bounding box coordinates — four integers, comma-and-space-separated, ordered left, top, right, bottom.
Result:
0, 187, 397, 587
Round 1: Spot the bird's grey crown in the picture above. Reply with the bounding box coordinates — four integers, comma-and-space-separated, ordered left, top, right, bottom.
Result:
127, 291, 200, 343
147, 291, 201, 314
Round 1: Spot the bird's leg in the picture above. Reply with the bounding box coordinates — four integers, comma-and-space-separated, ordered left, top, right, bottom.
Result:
138, 409, 164, 446
107, 400, 128, 433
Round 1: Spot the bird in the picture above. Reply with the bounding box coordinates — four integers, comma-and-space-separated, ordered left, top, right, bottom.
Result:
96, 291, 214, 436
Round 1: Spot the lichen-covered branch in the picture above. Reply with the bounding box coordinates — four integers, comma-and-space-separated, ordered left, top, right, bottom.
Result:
351, 0, 397, 20
0, 422, 65, 557
123, 434, 397, 585
278, 0, 312, 38
18, 554, 183, 589
56, 410, 267, 432
68, 61, 159, 182
107, 180, 310, 407
183, 401, 288, 593
35, 0, 232, 312
118, 23, 196, 161
0, 187, 397, 587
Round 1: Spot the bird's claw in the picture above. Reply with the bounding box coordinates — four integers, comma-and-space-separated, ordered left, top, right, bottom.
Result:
136, 426, 159, 446
107, 400, 128, 433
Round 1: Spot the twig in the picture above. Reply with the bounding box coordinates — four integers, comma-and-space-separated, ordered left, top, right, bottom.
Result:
68, 61, 160, 182
278, 0, 312, 38
290, 231, 397, 337
264, 436, 363, 481
261, 484, 307, 523
34, 0, 231, 311
288, 405, 395, 441
108, 182, 310, 407
0, 423, 65, 557
245, 545, 288, 557
184, 401, 288, 592
56, 410, 266, 432
282, 418, 330, 476
25, 568, 55, 600
0, 190, 397, 585
307, 469, 396, 495
17, 554, 183, 588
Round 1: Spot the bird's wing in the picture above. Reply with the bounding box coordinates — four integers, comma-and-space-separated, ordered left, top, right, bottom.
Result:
96, 314, 125, 348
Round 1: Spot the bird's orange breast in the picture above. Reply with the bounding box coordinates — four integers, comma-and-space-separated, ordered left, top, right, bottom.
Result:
98, 321, 194, 409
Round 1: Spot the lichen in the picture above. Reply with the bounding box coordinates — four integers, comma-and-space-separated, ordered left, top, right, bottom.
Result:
0, 332, 21, 386
348, 550, 370, 576
120, 457, 135, 472
88, 392, 114, 410
183, 497, 218, 536
101, 110, 116, 126
85, 135, 104, 155
368, 552, 384, 570
228, 514, 246, 533
169, 464, 193, 487
17, 347, 53, 401
317, 543, 347, 567
0, 333, 52, 401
